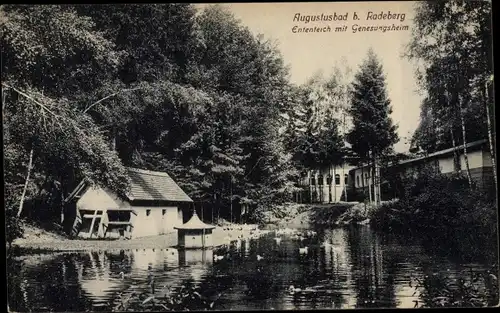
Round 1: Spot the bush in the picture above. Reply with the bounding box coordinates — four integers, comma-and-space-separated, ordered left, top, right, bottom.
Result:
414, 266, 499, 308
369, 170, 498, 260
369, 199, 409, 232
114, 280, 220, 311
336, 202, 377, 225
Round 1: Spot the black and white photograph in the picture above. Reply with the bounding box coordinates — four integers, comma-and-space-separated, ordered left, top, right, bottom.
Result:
3, 1, 498, 311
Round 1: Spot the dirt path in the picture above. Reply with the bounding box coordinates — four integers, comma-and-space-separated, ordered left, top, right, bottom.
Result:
11, 223, 262, 253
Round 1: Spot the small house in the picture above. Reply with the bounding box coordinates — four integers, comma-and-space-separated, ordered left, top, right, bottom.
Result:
63, 167, 193, 239
174, 210, 216, 249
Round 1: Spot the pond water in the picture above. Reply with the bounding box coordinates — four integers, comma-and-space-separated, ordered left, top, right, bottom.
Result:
7, 225, 497, 311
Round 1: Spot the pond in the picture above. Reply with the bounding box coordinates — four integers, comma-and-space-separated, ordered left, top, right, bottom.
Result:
7, 224, 497, 311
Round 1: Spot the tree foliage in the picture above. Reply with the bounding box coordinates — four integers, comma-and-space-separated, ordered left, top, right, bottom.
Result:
407, 1, 492, 154
347, 49, 399, 161
2, 3, 301, 235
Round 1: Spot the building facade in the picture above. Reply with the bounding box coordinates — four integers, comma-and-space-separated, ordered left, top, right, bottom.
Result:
297, 162, 356, 203
348, 139, 495, 201
63, 167, 193, 239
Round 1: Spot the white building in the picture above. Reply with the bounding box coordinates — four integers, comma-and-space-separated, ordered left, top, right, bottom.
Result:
63, 167, 193, 239
348, 139, 495, 201
297, 161, 356, 203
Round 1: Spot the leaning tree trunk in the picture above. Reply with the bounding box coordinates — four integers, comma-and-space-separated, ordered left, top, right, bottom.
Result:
485, 79, 497, 192
18, 147, 34, 218
458, 97, 473, 188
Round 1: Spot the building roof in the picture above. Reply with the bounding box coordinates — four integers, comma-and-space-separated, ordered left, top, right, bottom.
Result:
125, 168, 193, 202
350, 139, 488, 172
174, 211, 216, 230
64, 167, 193, 203
396, 139, 488, 166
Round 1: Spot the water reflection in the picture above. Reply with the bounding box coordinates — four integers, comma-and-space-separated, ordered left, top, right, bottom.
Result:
7, 225, 496, 311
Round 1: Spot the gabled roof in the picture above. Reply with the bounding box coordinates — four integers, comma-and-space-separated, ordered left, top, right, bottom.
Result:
64, 167, 193, 203
126, 168, 193, 202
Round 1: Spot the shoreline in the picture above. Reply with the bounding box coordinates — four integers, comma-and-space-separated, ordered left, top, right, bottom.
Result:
9, 202, 358, 255
9, 224, 266, 254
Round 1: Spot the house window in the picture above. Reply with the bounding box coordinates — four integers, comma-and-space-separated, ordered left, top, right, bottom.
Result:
146, 209, 151, 217
356, 176, 360, 187
335, 174, 340, 185
326, 175, 332, 185
318, 175, 324, 186
344, 174, 348, 184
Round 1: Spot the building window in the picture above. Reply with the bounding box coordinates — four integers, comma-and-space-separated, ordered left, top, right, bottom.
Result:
326, 175, 332, 185
311, 177, 316, 185
146, 209, 151, 217
318, 175, 324, 186
356, 176, 360, 187
335, 174, 340, 185
344, 174, 348, 184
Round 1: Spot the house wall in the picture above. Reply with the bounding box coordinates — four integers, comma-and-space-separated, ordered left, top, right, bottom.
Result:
438, 157, 455, 174
131, 206, 181, 238
460, 149, 483, 170
436, 149, 484, 174
351, 167, 372, 189
483, 149, 493, 167
179, 230, 213, 249
303, 164, 354, 203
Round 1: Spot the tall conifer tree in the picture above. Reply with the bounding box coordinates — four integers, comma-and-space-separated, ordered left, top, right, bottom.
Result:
347, 49, 398, 204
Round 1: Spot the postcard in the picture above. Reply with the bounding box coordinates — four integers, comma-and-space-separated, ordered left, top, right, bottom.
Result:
3, 1, 498, 311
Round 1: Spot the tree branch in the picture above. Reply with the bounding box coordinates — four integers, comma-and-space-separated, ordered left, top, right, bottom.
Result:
2, 83, 62, 119
83, 87, 142, 114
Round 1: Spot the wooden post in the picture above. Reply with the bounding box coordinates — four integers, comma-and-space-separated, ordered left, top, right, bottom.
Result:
88, 210, 99, 239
